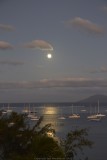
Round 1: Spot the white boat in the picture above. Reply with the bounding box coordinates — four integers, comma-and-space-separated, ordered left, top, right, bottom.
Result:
30, 111, 39, 121
87, 105, 98, 120
95, 100, 106, 118
81, 109, 87, 112
22, 105, 29, 113
96, 113, 106, 117
1, 105, 7, 114
87, 114, 98, 119
69, 105, 80, 119
88, 117, 101, 122
27, 104, 34, 118
30, 116, 39, 121
69, 114, 80, 119
87, 101, 106, 120
58, 107, 66, 120
2, 110, 7, 114
58, 116, 66, 120
6, 104, 12, 113
87, 114, 100, 122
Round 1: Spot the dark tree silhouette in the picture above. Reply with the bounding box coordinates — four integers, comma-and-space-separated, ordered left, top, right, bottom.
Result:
0, 112, 93, 160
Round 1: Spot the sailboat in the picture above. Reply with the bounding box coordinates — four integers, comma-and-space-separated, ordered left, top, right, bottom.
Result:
58, 107, 66, 120
68, 105, 80, 119
6, 104, 12, 113
2, 105, 7, 114
87, 105, 98, 120
22, 104, 29, 113
30, 107, 39, 121
87, 101, 106, 121
27, 104, 33, 118
95, 100, 106, 118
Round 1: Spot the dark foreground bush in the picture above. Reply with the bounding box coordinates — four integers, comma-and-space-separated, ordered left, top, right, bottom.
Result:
0, 111, 93, 160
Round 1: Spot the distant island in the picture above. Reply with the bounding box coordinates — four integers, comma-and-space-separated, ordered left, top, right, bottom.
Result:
0, 95, 107, 108
76, 94, 107, 106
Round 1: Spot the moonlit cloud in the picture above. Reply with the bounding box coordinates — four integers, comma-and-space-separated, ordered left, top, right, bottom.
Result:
0, 24, 14, 31
89, 69, 99, 74
100, 67, 107, 72
89, 67, 107, 73
66, 17, 104, 34
23, 40, 53, 51
101, 6, 107, 12
0, 41, 13, 49
0, 60, 24, 66
0, 78, 107, 90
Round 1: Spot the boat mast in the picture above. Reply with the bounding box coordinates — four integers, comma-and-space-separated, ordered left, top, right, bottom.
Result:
98, 100, 99, 114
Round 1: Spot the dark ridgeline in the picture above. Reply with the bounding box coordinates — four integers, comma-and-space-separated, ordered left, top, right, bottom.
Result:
0, 95, 107, 108
76, 94, 107, 107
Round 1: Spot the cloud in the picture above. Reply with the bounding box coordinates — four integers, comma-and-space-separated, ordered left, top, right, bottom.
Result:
0, 41, 13, 49
66, 17, 104, 34
89, 66, 107, 73
101, 6, 107, 12
0, 24, 14, 31
0, 78, 107, 90
23, 40, 53, 51
89, 69, 98, 74
0, 60, 24, 66
100, 67, 107, 72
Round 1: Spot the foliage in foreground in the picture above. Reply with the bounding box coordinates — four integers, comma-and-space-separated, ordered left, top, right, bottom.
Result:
0, 111, 93, 160
63, 128, 93, 160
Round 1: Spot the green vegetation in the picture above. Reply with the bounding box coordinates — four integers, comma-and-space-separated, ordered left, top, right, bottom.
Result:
63, 128, 93, 160
0, 111, 93, 160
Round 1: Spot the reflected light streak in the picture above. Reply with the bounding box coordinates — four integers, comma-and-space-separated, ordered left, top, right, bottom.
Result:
41, 106, 65, 132
43, 106, 58, 115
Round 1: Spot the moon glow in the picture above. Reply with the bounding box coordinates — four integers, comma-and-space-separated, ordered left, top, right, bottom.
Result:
47, 53, 52, 59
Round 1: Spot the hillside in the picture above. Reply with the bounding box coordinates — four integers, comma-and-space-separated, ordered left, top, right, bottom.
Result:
78, 95, 107, 103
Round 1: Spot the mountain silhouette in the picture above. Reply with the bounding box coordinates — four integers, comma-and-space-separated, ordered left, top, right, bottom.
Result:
78, 95, 107, 103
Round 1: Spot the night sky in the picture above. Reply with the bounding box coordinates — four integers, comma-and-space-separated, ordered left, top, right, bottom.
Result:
0, 0, 107, 102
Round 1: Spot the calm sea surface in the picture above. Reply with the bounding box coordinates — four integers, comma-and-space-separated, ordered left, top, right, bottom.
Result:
1, 103, 107, 160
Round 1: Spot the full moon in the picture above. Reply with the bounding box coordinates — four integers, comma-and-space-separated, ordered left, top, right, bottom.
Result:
47, 53, 52, 59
